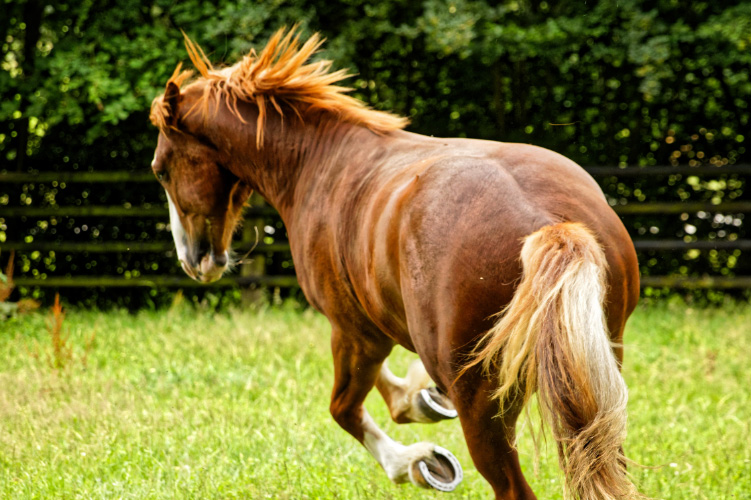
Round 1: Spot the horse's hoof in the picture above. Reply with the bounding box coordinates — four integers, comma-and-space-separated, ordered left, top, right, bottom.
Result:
409, 446, 463, 492
416, 387, 458, 421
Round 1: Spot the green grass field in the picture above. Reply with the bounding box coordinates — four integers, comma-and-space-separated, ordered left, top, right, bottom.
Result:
1, 300, 749, 499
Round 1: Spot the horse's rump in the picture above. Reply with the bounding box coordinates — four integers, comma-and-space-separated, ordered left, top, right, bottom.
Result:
468, 222, 636, 500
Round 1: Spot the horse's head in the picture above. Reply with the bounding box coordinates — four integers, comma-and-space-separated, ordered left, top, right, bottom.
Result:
150, 80, 253, 283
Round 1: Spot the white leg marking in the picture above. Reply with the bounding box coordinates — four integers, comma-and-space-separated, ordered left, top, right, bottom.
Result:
361, 411, 435, 484
378, 362, 411, 419
382, 359, 432, 390
380, 360, 451, 423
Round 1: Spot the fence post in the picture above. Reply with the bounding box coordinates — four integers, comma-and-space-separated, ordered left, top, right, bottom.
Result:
240, 193, 267, 305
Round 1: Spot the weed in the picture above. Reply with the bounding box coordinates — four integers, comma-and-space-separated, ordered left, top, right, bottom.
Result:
0, 251, 39, 320
25, 293, 95, 371
0, 250, 14, 302
46, 293, 72, 370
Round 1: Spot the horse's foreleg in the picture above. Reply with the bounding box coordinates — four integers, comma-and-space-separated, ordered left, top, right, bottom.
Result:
329, 328, 462, 491
375, 360, 457, 423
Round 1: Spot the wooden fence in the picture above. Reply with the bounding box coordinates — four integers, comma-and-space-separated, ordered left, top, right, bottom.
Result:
2, 165, 750, 289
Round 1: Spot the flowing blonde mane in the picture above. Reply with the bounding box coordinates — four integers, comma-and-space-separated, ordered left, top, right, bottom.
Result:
150, 27, 408, 145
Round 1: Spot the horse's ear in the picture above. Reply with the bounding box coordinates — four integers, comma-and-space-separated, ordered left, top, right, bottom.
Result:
164, 81, 181, 126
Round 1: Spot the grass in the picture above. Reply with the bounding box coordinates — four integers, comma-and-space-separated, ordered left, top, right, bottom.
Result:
0, 300, 749, 499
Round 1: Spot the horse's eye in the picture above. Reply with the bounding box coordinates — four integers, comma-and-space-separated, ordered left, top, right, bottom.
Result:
156, 171, 168, 182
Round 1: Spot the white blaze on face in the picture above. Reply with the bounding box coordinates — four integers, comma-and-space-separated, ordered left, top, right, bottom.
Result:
165, 190, 189, 263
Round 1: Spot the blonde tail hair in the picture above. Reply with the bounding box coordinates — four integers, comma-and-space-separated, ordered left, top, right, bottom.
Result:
468, 222, 636, 500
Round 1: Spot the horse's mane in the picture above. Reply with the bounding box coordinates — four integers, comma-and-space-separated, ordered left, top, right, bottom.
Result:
150, 27, 409, 146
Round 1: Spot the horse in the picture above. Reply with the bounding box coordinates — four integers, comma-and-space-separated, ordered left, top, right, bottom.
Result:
149, 28, 641, 499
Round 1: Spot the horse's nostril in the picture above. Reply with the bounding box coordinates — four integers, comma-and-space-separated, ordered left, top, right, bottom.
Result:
212, 252, 228, 267
186, 255, 199, 270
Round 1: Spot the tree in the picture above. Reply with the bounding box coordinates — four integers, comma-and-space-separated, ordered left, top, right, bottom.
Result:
2, 0, 749, 306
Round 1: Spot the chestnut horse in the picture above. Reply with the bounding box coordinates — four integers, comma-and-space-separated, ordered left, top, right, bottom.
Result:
149, 28, 640, 499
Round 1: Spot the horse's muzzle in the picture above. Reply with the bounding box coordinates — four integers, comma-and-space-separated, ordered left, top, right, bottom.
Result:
181, 249, 228, 283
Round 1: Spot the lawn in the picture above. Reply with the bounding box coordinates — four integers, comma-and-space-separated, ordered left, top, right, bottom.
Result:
0, 300, 749, 499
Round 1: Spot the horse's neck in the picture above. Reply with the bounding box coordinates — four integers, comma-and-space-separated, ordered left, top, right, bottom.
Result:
231, 115, 392, 222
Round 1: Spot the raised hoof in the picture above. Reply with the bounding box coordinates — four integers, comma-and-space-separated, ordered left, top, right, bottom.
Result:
409, 446, 463, 492
416, 387, 458, 421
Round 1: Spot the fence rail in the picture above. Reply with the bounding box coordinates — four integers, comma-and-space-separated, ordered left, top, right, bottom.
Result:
12, 275, 751, 289
12, 275, 299, 288
0, 171, 156, 183
640, 276, 751, 289
4, 202, 751, 218
2, 165, 750, 289
2, 164, 750, 183
583, 164, 751, 176
0, 241, 291, 253
2, 239, 749, 253
0, 205, 278, 217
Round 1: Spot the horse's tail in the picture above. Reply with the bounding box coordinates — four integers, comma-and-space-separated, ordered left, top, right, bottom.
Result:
471, 222, 636, 500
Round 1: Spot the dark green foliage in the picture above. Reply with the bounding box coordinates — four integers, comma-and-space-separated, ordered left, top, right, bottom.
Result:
1, 0, 749, 306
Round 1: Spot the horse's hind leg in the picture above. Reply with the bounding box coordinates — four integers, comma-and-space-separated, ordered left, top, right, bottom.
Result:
450, 374, 537, 500
375, 359, 458, 424
329, 325, 463, 491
